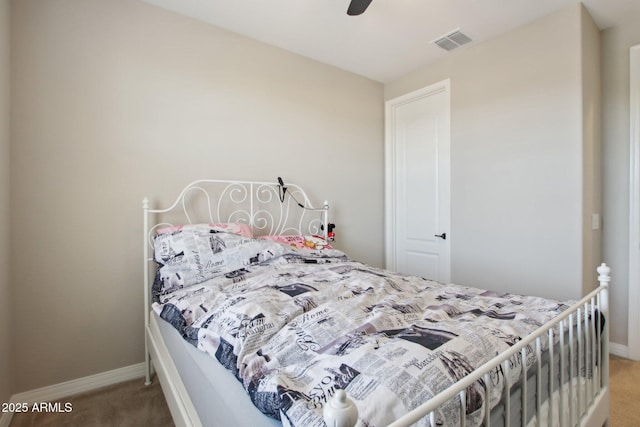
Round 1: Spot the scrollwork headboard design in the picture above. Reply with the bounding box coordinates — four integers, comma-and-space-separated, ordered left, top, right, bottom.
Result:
143, 179, 329, 246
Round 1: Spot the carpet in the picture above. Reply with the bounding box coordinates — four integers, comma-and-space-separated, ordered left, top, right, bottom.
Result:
9, 376, 174, 427
610, 355, 640, 426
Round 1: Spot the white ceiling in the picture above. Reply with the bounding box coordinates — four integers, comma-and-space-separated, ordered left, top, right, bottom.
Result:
141, 0, 640, 83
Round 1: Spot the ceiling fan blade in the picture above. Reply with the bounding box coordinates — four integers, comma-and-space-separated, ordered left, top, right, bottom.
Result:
347, 0, 373, 16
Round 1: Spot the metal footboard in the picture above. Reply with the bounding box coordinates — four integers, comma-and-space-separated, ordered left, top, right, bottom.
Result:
388, 264, 609, 427
325, 264, 610, 427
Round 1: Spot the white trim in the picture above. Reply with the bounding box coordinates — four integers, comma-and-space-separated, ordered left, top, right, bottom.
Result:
609, 342, 630, 359
384, 79, 451, 279
629, 44, 640, 361
0, 363, 147, 427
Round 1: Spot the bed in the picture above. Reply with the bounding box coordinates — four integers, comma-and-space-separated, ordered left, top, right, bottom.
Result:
143, 179, 610, 427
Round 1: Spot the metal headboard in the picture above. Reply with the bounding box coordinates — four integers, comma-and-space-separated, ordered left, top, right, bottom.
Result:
142, 179, 329, 385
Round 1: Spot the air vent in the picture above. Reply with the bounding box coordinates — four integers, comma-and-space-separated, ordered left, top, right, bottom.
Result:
432, 29, 472, 51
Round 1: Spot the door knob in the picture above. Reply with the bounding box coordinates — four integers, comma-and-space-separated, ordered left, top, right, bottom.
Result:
434, 233, 446, 240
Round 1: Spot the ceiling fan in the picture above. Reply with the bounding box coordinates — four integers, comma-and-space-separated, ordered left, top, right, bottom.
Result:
347, 0, 373, 16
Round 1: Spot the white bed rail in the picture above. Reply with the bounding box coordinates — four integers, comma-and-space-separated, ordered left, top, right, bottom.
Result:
325, 264, 610, 427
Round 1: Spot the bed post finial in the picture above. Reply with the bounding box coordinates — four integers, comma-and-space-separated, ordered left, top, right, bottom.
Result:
323, 389, 358, 427
597, 263, 611, 285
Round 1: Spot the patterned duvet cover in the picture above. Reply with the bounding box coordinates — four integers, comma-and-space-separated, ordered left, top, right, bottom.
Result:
151, 228, 574, 427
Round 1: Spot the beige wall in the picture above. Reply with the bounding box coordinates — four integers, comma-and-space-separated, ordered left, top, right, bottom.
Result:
601, 18, 640, 346
0, 0, 10, 403
10, 0, 383, 392
580, 6, 602, 296
385, 4, 598, 301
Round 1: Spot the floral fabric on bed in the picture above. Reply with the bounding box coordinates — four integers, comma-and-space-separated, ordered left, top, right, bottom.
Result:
152, 232, 575, 427
258, 234, 333, 250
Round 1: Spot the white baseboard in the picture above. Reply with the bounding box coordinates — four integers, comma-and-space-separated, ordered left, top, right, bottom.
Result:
609, 342, 629, 358
0, 362, 147, 427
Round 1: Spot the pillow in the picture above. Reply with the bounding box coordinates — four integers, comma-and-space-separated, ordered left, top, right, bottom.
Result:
153, 230, 286, 290
258, 235, 332, 250
156, 223, 253, 238
154, 225, 249, 265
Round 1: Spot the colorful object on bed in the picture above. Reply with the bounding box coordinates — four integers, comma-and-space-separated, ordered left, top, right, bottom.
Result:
258, 234, 333, 250
151, 232, 580, 427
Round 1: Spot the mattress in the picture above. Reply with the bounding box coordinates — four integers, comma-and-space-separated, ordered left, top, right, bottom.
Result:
152, 311, 280, 427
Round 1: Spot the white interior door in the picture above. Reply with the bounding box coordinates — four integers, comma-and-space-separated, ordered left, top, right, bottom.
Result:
385, 80, 450, 283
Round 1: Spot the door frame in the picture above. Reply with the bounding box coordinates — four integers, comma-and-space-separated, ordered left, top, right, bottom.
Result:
628, 44, 640, 360
384, 79, 451, 276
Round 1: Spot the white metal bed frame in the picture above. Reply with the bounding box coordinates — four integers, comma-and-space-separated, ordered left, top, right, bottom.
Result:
143, 179, 610, 427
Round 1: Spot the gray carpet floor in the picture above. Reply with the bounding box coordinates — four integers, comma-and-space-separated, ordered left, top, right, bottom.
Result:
9, 376, 174, 427
610, 355, 640, 426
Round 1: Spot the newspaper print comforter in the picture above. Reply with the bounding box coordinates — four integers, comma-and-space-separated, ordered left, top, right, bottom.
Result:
152, 229, 573, 427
